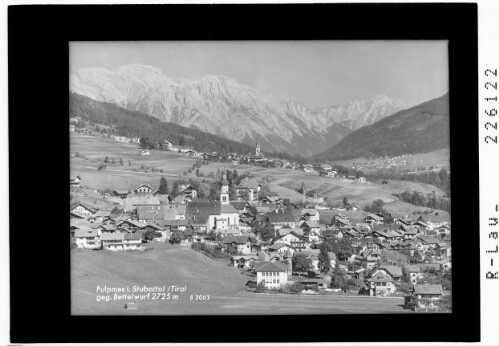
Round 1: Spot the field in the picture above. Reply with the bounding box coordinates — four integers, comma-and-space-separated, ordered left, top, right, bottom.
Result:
335, 149, 450, 173
71, 244, 410, 315
71, 133, 447, 215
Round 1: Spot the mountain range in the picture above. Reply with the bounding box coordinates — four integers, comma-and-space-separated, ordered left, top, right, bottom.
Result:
70, 64, 405, 157
312, 93, 450, 161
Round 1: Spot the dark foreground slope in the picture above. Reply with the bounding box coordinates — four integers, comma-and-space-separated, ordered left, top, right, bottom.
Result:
313, 93, 449, 161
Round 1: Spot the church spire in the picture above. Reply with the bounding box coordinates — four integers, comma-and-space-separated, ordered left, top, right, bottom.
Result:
255, 140, 261, 156
220, 172, 229, 205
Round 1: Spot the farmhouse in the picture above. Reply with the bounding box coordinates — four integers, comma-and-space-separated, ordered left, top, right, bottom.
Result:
71, 202, 98, 216
134, 184, 153, 194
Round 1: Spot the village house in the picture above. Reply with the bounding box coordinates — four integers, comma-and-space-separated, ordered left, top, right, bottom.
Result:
179, 184, 198, 200
413, 284, 444, 300
268, 242, 294, 255
123, 233, 143, 251
255, 261, 288, 289
231, 255, 259, 269
74, 228, 101, 249
113, 190, 130, 199
100, 232, 125, 251
134, 184, 154, 194
418, 213, 450, 231
268, 209, 297, 230
236, 177, 261, 201
71, 202, 98, 216
367, 271, 397, 296
221, 235, 254, 255
70, 175, 81, 188
372, 266, 403, 282
70, 124, 75, 132
405, 265, 424, 284
141, 149, 150, 156
123, 195, 160, 212
272, 231, 311, 252
364, 214, 384, 226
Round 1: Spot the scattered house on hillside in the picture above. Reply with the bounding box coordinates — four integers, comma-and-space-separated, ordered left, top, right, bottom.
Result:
418, 213, 451, 231
141, 149, 150, 156
255, 261, 288, 289
357, 177, 367, 183
70, 175, 81, 188
71, 202, 98, 216
163, 139, 174, 151
134, 184, 153, 194
74, 228, 101, 249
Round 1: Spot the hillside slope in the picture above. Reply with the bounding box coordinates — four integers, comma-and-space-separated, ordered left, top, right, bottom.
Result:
71, 244, 247, 315
313, 93, 449, 161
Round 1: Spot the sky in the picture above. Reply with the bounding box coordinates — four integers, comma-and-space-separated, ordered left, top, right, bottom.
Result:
70, 41, 448, 109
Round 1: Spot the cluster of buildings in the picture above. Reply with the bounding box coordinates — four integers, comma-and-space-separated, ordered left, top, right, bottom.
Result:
70, 170, 451, 304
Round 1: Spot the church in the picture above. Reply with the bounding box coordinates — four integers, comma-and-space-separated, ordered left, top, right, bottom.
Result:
186, 173, 240, 232
248, 141, 266, 163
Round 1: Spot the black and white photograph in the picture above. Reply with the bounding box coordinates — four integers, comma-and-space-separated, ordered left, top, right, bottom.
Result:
69, 40, 453, 315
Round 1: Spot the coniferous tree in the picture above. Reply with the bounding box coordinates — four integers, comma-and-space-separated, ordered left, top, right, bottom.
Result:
158, 176, 168, 194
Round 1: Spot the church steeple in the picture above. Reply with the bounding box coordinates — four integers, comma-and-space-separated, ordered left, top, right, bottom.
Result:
255, 141, 261, 156
220, 172, 229, 205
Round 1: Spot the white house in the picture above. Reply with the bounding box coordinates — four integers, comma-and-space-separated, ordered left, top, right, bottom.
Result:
141, 149, 151, 156
71, 202, 97, 216
134, 184, 154, 194
124, 233, 143, 251
255, 262, 288, 289
74, 228, 101, 249
100, 233, 125, 251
